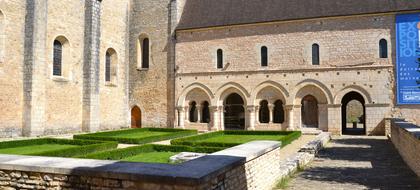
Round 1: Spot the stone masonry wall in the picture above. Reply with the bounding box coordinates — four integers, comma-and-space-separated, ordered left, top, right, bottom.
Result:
390, 120, 420, 177
0, 0, 26, 137
129, 0, 175, 128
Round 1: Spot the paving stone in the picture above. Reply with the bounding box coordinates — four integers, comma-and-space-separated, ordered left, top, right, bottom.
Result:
286, 136, 420, 190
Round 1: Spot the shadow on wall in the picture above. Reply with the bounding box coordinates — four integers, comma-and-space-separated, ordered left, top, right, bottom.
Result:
297, 137, 420, 189
369, 118, 386, 136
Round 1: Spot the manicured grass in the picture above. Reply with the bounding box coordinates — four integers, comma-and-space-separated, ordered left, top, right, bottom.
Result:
0, 144, 79, 155
196, 134, 287, 144
171, 130, 302, 148
74, 128, 197, 144
0, 138, 118, 157
80, 144, 223, 164
121, 151, 179, 164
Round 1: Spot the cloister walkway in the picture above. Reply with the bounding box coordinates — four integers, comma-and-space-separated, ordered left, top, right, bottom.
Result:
286, 136, 420, 190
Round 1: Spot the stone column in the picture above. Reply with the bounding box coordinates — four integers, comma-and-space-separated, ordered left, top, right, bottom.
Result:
255, 106, 260, 124
247, 106, 256, 130
219, 106, 225, 130
82, 0, 102, 132
318, 104, 328, 131
268, 104, 274, 124
285, 105, 294, 130
177, 107, 185, 129
22, 0, 48, 137
196, 105, 202, 123
210, 106, 220, 131
185, 106, 190, 122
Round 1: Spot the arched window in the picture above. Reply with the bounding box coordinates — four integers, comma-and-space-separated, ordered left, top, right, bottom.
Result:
137, 35, 150, 69
0, 11, 4, 64
259, 100, 269, 123
189, 101, 198, 122
53, 40, 63, 76
379, 39, 388, 58
312, 43, 320, 65
273, 100, 284, 123
201, 101, 210, 123
105, 48, 117, 83
217, 49, 223, 69
105, 52, 111, 82
141, 38, 149, 69
261, 46, 268, 67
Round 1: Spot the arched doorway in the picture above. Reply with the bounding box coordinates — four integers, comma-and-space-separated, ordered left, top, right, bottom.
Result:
341, 92, 366, 135
301, 95, 318, 128
224, 93, 245, 130
131, 106, 142, 128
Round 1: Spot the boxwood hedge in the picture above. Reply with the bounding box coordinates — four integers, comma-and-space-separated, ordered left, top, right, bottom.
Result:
170, 130, 302, 148
79, 144, 223, 161
73, 128, 197, 144
0, 138, 118, 157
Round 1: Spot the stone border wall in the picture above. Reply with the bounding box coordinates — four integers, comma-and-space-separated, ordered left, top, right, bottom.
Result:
390, 119, 420, 177
0, 141, 281, 190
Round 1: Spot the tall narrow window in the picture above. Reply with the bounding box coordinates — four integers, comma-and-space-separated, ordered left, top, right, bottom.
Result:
379, 39, 388, 58
312, 43, 320, 65
217, 49, 223, 69
105, 52, 111, 82
261, 46, 268, 67
141, 38, 149, 69
53, 40, 63, 76
259, 100, 269, 123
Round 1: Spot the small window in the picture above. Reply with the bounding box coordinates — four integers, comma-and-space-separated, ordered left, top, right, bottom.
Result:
53, 40, 62, 76
217, 49, 223, 69
379, 39, 388, 58
142, 38, 149, 69
312, 43, 320, 65
105, 52, 111, 82
261, 46, 268, 67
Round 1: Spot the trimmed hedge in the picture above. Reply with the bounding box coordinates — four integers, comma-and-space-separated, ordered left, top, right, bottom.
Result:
171, 130, 302, 148
0, 138, 118, 157
73, 128, 197, 144
80, 144, 223, 161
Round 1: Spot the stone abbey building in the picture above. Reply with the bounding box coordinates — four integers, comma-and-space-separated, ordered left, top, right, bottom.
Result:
0, 0, 419, 137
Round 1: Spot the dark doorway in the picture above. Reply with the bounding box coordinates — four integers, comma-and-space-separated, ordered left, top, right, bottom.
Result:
131, 106, 142, 128
301, 95, 318, 128
342, 92, 366, 135
224, 93, 245, 130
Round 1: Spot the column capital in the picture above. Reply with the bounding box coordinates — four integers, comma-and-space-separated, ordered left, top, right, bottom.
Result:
246, 105, 257, 112
176, 106, 186, 112
268, 104, 275, 110
209, 106, 220, 112
284, 105, 294, 110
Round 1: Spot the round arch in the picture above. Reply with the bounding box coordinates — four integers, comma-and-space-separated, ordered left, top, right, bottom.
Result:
334, 85, 372, 104
341, 91, 366, 135
214, 82, 250, 106
177, 83, 214, 107
290, 79, 333, 104
251, 81, 289, 105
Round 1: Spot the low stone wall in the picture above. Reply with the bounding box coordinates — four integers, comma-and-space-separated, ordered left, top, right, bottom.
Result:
0, 141, 281, 190
390, 119, 420, 177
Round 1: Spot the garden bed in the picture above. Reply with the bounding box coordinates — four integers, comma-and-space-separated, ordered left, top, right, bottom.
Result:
0, 138, 117, 157
171, 130, 302, 148
80, 144, 223, 164
74, 128, 197, 144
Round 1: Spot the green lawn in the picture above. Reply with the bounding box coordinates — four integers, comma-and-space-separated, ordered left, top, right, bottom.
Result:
0, 144, 79, 155
98, 131, 172, 139
121, 151, 179, 164
196, 134, 287, 144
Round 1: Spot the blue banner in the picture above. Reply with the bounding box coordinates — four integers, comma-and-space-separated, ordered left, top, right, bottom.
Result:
396, 13, 420, 105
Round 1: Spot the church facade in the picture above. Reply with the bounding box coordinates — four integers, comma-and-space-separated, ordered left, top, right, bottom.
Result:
0, 0, 419, 137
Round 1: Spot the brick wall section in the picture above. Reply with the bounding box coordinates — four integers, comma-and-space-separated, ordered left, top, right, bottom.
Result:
390, 120, 420, 177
